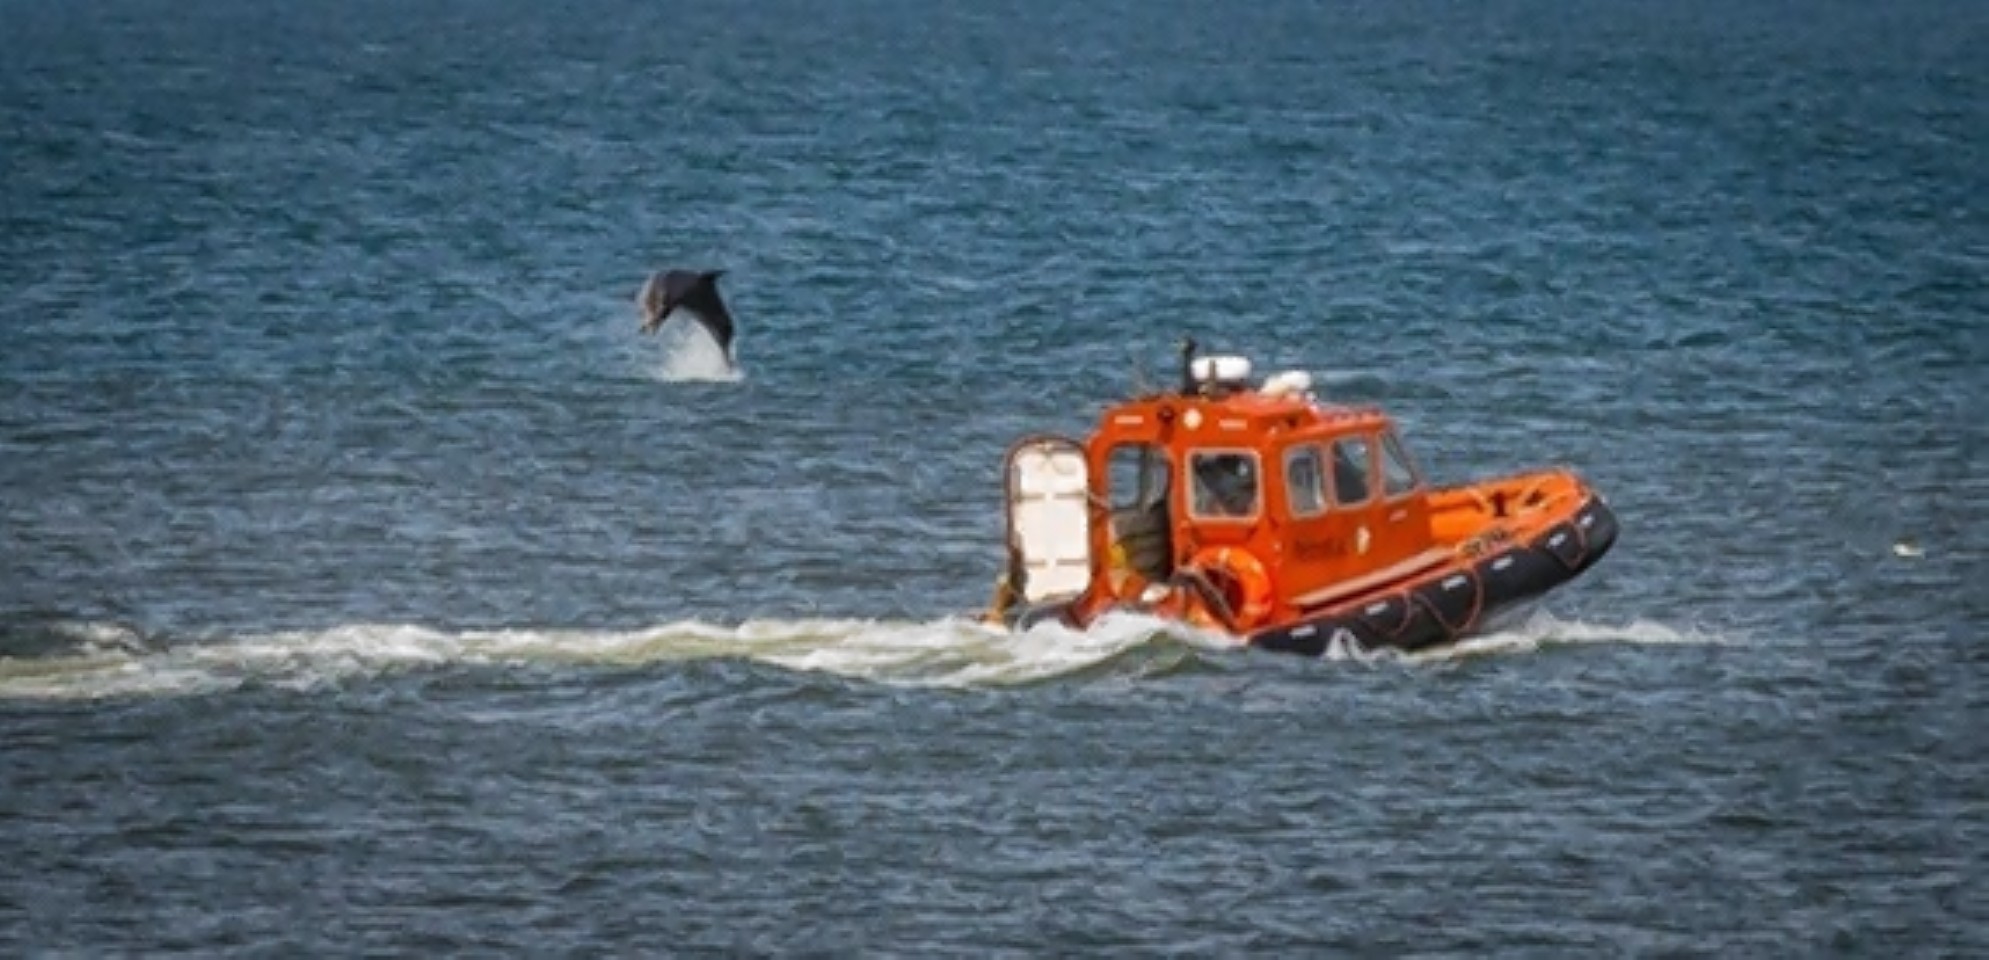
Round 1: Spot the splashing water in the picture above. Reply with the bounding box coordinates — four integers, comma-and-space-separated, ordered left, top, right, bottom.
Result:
650, 321, 741, 383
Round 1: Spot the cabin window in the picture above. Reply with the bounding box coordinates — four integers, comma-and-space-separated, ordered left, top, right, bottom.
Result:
1284, 445, 1328, 518
1189, 450, 1260, 519
1107, 443, 1170, 511
1381, 431, 1422, 499
1329, 437, 1373, 506
1106, 443, 1174, 580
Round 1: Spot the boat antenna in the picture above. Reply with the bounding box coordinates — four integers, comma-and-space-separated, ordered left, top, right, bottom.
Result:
1177, 336, 1199, 395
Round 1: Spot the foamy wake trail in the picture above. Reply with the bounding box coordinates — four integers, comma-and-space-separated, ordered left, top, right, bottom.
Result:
0, 611, 1721, 701
761, 610, 1217, 687
1396, 610, 1728, 664
0, 613, 1204, 701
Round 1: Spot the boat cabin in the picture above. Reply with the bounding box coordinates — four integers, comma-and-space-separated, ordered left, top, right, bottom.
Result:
1001, 342, 1450, 631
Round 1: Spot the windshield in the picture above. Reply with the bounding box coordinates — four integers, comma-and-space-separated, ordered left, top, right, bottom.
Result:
1189, 450, 1260, 519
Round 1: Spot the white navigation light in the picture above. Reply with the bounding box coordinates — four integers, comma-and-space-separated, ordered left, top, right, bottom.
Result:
1190, 355, 1253, 386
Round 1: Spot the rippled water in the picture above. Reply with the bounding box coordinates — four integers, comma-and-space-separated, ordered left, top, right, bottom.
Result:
3, 0, 1985, 954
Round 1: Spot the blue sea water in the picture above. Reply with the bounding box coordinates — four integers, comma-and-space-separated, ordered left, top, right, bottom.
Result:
2, 0, 1984, 954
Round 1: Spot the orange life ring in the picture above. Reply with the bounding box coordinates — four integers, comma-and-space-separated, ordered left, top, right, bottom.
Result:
1185, 545, 1275, 631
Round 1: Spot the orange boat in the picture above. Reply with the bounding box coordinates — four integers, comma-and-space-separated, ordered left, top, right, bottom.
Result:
983, 340, 1618, 655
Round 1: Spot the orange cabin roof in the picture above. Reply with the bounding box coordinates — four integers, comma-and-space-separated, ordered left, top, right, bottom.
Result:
1088, 390, 1396, 450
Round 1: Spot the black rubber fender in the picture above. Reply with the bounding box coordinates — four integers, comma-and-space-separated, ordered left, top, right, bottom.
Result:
1539, 521, 1588, 570
1254, 619, 1352, 657
1351, 591, 1414, 641
1412, 568, 1484, 637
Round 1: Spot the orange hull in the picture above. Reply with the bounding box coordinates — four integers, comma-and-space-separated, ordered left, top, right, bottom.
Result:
1244, 471, 1617, 654
1017, 469, 1615, 654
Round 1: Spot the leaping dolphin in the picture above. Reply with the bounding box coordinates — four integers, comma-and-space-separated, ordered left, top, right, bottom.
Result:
637, 269, 736, 367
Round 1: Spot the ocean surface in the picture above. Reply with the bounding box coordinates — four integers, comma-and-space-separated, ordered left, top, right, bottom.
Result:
3, 0, 1984, 953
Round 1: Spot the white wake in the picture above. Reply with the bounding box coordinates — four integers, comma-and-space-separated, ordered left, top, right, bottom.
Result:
0, 610, 1721, 701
